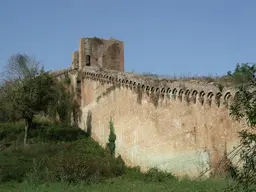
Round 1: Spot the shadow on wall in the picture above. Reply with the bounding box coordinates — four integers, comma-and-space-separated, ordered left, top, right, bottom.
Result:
86, 110, 92, 136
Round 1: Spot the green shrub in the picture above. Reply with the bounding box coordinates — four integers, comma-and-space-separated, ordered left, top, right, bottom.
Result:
0, 122, 24, 145
28, 139, 126, 184
143, 168, 176, 182
0, 122, 89, 146
125, 166, 176, 182
0, 142, 62, 183
0, 152, 31, 182
28, 124, 88, 143
106, 120, 116, 155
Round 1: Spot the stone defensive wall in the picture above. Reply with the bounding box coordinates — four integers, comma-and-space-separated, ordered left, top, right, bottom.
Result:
50, 66, 253, 178
52, 67, 237, 109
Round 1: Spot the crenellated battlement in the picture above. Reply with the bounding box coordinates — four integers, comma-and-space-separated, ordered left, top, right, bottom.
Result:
52, 66, 238, 108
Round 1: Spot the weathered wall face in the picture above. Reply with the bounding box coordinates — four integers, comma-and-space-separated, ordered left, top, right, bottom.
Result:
78, 38, 124, 71
51, 67, 249, 178
72, 51, 79, 69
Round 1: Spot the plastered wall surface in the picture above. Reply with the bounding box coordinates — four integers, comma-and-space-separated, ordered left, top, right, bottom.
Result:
79, 79, 245, 178
53, 66, 249, 178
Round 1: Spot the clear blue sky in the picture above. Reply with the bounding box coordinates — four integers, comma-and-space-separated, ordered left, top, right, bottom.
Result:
0, 0, 255, 77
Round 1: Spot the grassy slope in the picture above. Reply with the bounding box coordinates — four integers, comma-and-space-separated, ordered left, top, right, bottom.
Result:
0, 179, 228, 192
0, 122, 229, 192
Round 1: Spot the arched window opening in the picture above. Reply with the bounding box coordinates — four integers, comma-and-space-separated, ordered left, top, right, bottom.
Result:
86, 55, 91, 66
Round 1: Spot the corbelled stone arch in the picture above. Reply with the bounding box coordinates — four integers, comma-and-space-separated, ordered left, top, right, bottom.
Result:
199, 91, 206, 105
99, 74, 104, 81
161, 88, 166, 93
136, 83, 143, 104
118, 79, 122, 86
110, 76, 115, 83
178, 89, 184, 101
215, 92, 222, 107
94, 74, 99, 81
224, 91, 232, 107
129, 80, 133, 89
125, 79, 129, 88
191, 90, 198, 104
184, 89, 191, 104
121, 79, 126, 87
105, 76, 110, 84
185, 89, 190, 96
159, 87, 166, 99
172, 88, 178, 100
93, 74, 96, 80
206, 91, 214, 106
123, 79, 127, 85
166, 88, 172, 99
109, 76, 114, 84
224, 91, 232, 101
141, 84, 145, 91
166, 88, 172, 93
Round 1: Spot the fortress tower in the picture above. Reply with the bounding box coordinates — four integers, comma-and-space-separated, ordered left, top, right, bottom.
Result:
72, 37, 124, 72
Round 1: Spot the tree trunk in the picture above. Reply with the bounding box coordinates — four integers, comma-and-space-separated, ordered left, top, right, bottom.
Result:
24, 117, 32, 146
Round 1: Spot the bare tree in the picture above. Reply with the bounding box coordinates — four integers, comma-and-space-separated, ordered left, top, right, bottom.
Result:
1, 53, 55, 145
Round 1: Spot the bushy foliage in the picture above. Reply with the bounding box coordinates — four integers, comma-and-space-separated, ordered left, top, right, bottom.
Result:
227, 63, 256, 86
0, 54, 77, 144
29, 140, 125, 184
0, 54, 57, 144
46, 81, 75, 125
0, 122, 24, 147
125, 167, 176, 182
0, 123, 126, 184
225, 63, 256, 191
